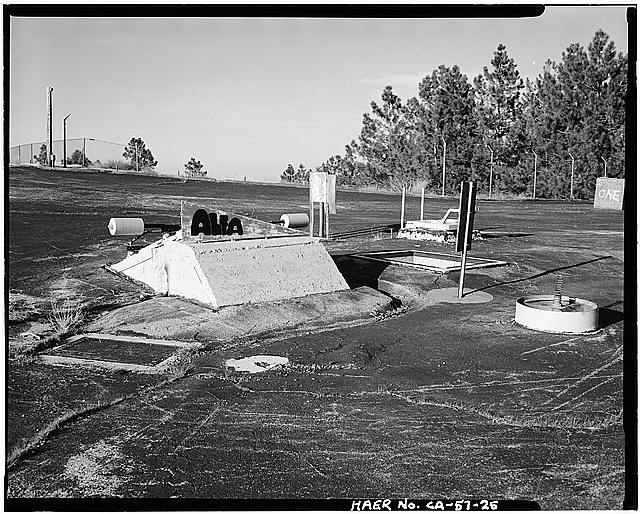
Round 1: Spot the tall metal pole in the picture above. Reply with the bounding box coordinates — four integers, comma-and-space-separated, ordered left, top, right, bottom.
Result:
135, 143, 139, 172
441, 135, 446, 196
420, 187, 425, 221
63, 114, 71, 167
568, 151, 575, 200
30, 143, 33, 164
400, 186, 406, 229
486, 144, 494, 199
601, 156, 607, 178
82, 138, 86, 166
532, 150, 538, 200
46, 87, 54, 166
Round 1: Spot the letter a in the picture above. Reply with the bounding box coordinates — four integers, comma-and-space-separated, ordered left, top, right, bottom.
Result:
191, 209, 211, 236
227, 218, 244, 236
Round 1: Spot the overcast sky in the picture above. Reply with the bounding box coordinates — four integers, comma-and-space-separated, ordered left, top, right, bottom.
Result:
9, 6, 630, 181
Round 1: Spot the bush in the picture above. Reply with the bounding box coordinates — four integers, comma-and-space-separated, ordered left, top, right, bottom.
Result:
101, 160, 134, 170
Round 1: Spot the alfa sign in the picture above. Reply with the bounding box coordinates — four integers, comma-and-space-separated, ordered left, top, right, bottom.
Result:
180, 201, 305, 242
594, 178, 625, 210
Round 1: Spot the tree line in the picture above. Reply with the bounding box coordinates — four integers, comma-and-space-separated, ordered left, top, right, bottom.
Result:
281, 30, 627, 199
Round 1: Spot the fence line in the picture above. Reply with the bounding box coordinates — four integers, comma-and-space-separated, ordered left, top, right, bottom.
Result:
10, 137, 130, 168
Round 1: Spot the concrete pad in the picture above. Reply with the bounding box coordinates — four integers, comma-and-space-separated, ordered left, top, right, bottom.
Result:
423, 287, 494, 305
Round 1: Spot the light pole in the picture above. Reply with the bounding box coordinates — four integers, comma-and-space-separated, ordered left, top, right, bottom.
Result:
63, 114, 71, 167
568, 151, 575, 200
135, 142, 139, 172
46, 86, 54, 166
485, 142, 494, 199
531, 150, 538, 200
441, 135, 446, 196
601, 156, 607, 178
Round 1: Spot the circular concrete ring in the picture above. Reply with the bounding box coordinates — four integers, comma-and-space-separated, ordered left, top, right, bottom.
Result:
515, 295, 598, 334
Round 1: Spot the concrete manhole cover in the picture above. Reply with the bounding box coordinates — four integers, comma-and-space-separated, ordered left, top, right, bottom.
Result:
40, 333, 199, 373
225, 355, 289, 373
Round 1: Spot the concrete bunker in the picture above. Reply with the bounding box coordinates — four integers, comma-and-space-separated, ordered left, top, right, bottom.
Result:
107, 201, 349, 309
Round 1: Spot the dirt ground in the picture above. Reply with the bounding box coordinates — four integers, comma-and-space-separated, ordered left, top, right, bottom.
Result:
5, 166, 630, 509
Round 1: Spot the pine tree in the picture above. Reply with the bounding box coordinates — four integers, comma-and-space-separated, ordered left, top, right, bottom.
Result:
418, 65, 479, 193
280, 163, 296, 182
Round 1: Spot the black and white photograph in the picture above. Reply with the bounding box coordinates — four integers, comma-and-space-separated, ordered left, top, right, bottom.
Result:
4, 4, 634, 510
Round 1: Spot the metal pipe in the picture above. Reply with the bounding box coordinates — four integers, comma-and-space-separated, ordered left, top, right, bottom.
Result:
441, 136, 447, 196
46, 87, 54, 166
63, 114, 71, 167
486, 144, 494, 199
568, 151, 575, 200
400, 186, 406, 229
532, 150, 538, 200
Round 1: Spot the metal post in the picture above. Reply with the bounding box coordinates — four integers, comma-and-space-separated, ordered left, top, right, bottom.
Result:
82, 138, 86, 166
420, 187, 425, 221
458, 182, 475, 299
441, 136, 447, 196
18, 145, 20, 163
532, 150, 538, 200
400, 186, 406, 229
486, 144, 494, 199
30, 143, 33, 164
46, 87, 54, 167
568, 151, 575, 200
601, 156, 607, 178
318, 202, 324, 238
324, 202, 330, 240
309, 200, 314, 237
135, 143, 139, 173
63, 114, 70, 167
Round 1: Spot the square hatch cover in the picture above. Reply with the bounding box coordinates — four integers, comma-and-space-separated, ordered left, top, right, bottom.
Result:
355, 250, 507, 273
40, 333, 198, 373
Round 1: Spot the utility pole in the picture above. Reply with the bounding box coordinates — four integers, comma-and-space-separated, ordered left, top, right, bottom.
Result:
135, 142, 139, 173
568, 151, 575, 200
532, 150, 538, 200
441, 135, 446, 196
63, 114, 71, 167
46, 87, 54, 167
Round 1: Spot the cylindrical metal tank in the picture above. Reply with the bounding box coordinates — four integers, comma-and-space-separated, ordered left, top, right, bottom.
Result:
108, 217, 145, 236
280, 213, 309, 229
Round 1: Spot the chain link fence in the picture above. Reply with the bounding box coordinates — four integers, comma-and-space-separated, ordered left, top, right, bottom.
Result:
9, 138, 135, 170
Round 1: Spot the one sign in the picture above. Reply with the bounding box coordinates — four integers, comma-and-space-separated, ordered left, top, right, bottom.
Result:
309, 171, 337, 214
456, 182, 477, 252
594, 178, 625, 210
180, 201, 305, 242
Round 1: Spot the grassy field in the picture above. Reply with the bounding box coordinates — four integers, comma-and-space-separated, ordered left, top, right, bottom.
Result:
6, 166, 628, 508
